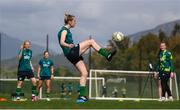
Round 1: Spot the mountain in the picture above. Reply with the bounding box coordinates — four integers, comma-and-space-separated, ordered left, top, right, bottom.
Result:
0, 32, 54, 60
1, 52, 89, 76
129, 19, 180, 41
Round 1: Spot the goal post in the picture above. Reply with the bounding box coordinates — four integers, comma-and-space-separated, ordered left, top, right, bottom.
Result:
89, 69, 179, 101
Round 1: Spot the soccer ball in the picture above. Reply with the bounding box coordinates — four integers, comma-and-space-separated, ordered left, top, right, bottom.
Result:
112, 32, 124, 42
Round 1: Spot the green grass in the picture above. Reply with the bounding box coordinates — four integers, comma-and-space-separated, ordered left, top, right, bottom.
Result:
0, 99, 180, 109
1, 80, 180, 109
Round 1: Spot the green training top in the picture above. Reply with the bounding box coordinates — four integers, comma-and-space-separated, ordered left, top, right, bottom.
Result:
39, 58, 54, 76
156, 50, 174, 73
18, 49, 32, 72
58, 26, 74, 56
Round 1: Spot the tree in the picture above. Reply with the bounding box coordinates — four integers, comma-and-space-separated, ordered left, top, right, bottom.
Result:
91, 32, 180, 76
114, 37, 130, 53
54, 67, 74, 77
159, 29, 167, 41
172, 23, 180, 36
138, 33, 160, 70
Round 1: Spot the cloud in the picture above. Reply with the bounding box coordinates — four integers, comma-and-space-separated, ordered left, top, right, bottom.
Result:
75, 1, 104, 20
0, 0, 180, 53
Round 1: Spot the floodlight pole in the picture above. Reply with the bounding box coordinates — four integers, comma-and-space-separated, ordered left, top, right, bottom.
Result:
88, 36, 92, 97
0, 33, 1, 78
89, 36, 92, 70
138, 46, 142, 96
46, 34, 49, 52
0, 33, 1, 91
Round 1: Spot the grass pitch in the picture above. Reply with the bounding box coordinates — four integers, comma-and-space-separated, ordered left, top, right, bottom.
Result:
0, 98, 180, 109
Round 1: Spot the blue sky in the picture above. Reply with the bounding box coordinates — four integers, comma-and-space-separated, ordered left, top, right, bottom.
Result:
0, 0, 180, 53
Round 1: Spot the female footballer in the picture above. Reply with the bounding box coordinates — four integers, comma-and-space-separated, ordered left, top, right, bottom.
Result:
156, 42, 174, 101
37, 51, 54, 101
16, 40, 38, 101
58, 14, 116, 102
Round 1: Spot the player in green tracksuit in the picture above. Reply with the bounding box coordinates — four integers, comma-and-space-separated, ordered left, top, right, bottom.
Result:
156, 42, 174, 101
16, 40, 38, 101
37, 51, 54, 101
58, 14, 116, 103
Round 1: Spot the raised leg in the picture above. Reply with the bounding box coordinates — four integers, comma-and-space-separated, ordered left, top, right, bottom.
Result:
79, 39, 101, 55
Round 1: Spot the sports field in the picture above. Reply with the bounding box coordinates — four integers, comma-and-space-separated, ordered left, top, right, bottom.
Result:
0, 78, 180, 109
0, 98, 180, 109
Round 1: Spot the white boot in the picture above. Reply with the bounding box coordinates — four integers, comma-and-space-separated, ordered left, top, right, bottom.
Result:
158, 97, 162, 102
168, 96, 174, 101
16, 96, 20, 101
160, 97, 166, 102
46, 98, 51, 101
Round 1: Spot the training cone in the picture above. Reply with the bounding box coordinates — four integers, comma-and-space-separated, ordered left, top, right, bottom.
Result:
0, 98, 8, 102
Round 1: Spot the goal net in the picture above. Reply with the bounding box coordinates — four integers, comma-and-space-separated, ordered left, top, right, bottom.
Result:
89, 69, 179, 101
39, 77, 104, 100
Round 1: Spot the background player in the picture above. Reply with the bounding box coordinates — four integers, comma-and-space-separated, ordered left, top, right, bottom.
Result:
67, 82, 73, 96
156, 42, 174, 101
60, 83, 67, 99
37, 51, 54, 101
16, 40, 38, 101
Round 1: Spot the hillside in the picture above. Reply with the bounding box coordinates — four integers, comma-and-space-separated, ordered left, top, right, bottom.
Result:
129, 19, 180, 41
0, 32, 54, 60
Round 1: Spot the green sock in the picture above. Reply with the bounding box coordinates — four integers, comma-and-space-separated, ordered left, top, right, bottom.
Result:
16, 88, 22, 96
98, 48, 110, 59
46, 92, 50, 98
32, 85, 38, 96
80, 86, 86, 96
